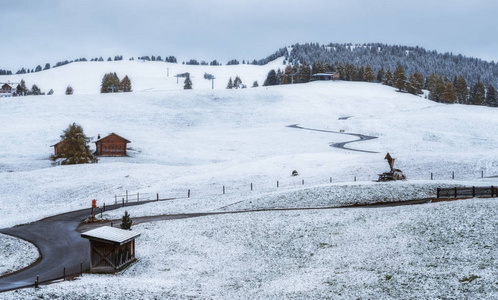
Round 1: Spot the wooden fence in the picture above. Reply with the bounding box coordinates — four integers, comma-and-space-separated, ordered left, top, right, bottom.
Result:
437, 186, 497, 199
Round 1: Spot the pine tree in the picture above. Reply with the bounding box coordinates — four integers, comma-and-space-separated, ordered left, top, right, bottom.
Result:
407, 71, 424, 95
252, 81, 259, 88
226, 77, 233, 89
19, 79, 27, 96
454, 75, 468, 104
50, 123, 98, 165
383, 68, 393, 86
377, 67, 385, 82
357, 66, 365, 81
44, 63, 51, 70
100, 72, 120, 93
429, 75, 445, 102
393, 65, 407, 91
233, 76, 243, 89
298, 61, 311, 83
284, 65, 293, 84
65, 85, 73, 95
120, 210, 133, 230
485, 84, 497, 107
48, 89, 54, 95
120, 75, 132, 92
344, 64, 357, 81
263, 69, 278, 86
364, 65, 376, 82
442, 82, 457, 103
469, 81, 485, 105
184, 74, 193, 89
31, 84, 41, 95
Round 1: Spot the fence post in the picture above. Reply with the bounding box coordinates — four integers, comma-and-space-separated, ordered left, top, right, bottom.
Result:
492, 186, 495, 197
454, 187, 457, 198
100, 208, 103, 219
114, 195, 117, 204
330, 177, 332, 183
302, 179, 304, 185
452, 171, 454, 180
80, 262, 83, 276
277, 181, 279, 188
251, 183, 253, 191
437, 188, 440, 198
157, 193, 159, 201
431, 173, 433, 180
137, 192, 139, 202
35, 275, 39, 288
126, 190, 128, 202
482, 171, 484, 178
122, 198, 124, 207
472, 186, 476, 197
63, 267, 66, 281
223, 186, 225, 194
354, 176, 356, 182
103, 203, 105, 211
188, 189, 191, 198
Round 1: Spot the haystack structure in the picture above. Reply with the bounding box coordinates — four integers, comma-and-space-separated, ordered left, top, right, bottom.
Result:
81, 226, 140, 273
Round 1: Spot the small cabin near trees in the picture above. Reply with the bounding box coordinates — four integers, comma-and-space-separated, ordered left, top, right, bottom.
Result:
81, 226, 140, 273
94, 133, 131, 156
52, 139, 68, 156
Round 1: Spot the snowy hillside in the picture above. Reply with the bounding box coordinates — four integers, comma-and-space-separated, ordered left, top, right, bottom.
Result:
1, 58, 497, 298
0, 58, 285, 95
1, 59, 498, 227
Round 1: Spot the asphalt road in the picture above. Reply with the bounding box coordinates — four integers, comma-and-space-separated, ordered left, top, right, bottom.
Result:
0, 200, 161, 292
287, 124, 379, 153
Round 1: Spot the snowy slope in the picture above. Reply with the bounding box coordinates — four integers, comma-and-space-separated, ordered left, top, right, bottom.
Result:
0, 58, 285, 95
0, 59, 498, 297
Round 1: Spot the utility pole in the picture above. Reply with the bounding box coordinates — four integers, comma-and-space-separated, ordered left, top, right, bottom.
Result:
211, 77, 216, 89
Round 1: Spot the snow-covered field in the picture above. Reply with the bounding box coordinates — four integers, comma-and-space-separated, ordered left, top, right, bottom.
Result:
0, 234, 38, 277
1, 59, 498, 297
3, 198, 497, 299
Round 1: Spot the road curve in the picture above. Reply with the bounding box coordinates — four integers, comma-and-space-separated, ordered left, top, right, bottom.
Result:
0, 200, 163, 292
287, 124, 378, 153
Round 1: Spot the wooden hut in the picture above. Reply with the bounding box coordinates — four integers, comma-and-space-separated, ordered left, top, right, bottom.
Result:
94, 133, 130, 156
81, 226, 140, 273
51, 139, 68, 155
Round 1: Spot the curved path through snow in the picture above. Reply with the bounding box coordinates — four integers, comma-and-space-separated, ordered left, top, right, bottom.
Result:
0, 196, 432, 293
0, 199, 165, 292
287, 124, 378, 154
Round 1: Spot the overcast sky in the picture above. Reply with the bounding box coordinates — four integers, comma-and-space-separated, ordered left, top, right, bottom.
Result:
2, 0, 498, 71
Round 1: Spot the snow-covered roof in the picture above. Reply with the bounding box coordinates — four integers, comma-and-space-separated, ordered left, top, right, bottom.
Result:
81, 226, 140, 245
94, 133, 131, 144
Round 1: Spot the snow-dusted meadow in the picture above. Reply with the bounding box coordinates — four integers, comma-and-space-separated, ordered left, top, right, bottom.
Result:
0, 234, 38, 277
1, 59, 497, 297
3, 198, 497, 299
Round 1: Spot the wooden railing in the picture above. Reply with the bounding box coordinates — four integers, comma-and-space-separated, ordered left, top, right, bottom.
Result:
437, 186, 497, 199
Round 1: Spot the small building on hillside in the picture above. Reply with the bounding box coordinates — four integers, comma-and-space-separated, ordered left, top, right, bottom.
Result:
81, 226, 140, 273
94, 133, 131, 156
1, 83, 22, 97
312, 72, 340, 81
52, 139, 68, 155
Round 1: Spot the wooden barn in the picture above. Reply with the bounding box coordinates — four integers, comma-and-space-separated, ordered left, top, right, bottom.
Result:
51, 139, 68, 155
81, 226, 140, 273
94, 133, 130, 156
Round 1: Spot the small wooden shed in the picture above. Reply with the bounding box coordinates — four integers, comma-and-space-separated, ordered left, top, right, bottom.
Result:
81, 226, 140, 273
94, 133, 131, 156
51, 139, 68, 155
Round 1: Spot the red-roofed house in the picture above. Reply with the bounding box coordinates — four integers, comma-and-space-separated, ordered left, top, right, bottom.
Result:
94, 133, 131, 156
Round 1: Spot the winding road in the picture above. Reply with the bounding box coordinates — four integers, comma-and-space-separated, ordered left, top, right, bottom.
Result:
0, 200, 169, 292
0, 196, 434, 293
287, 123, 379, 154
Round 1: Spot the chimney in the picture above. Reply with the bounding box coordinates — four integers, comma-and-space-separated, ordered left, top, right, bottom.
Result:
98, 134, 101, 139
